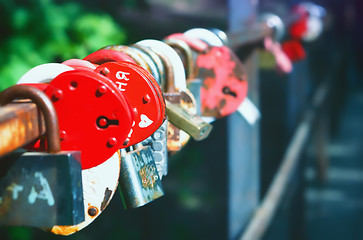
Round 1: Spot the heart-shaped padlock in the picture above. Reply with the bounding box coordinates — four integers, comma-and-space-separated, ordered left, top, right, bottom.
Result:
44, 70, 134, 169
194, 45, 248, 118
166, 32, 248, 118
94, 61, 166, 148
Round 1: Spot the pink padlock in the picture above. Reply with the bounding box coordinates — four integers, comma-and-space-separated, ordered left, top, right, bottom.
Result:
264, 36, 293, 74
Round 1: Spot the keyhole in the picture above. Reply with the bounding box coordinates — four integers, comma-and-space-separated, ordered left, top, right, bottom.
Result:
222, 86, 237, 97
96, 116, 119, 129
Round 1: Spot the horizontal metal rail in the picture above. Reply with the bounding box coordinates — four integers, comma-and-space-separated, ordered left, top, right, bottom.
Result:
239, 77, 331, 240
0, 102, 45, 157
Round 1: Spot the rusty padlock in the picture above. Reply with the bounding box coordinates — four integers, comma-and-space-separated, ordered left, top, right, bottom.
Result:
183, 29, 249, 118
182, 29, 261, 125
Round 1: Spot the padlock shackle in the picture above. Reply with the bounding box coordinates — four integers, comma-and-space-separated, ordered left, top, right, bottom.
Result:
165, 33, 210, 53
152, 50, 175, 92
164, 38, 194, 80
131, 44, 164, 86
105, 45, 151, 73
84, 49, 136, 65
0, 85, 61, 153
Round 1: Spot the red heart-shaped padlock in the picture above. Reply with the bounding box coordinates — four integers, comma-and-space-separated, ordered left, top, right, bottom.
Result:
44, 70, 134, 169
195, 46, 248, 118
95, 61, 166, 147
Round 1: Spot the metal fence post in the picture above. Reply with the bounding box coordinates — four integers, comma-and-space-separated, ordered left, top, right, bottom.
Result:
227, 0, 260, 239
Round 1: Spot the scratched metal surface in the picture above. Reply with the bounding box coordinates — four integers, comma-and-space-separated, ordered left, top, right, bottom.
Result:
0, 150, 84, 227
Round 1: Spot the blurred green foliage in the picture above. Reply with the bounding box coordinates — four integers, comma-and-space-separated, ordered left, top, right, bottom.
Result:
0, 0, 127, 91
6, 226, 32, 240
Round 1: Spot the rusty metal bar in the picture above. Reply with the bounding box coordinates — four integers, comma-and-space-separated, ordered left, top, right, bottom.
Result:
0, 102, 45, 157
239, 78, 331, 240
0, 85, 61, 153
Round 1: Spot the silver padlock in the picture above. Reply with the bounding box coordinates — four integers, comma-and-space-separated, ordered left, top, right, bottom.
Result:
142, 120, 168, 179
119, 144, 164, 209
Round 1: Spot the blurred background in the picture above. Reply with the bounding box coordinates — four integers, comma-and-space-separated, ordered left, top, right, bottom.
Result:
0, 0, 362, 239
